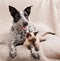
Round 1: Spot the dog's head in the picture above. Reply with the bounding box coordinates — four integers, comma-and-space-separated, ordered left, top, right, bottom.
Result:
24, 31, 40, 51
9, 5, 32, 30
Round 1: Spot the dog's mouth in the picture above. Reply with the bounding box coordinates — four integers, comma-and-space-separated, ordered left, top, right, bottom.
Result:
22, 22, 28, 30
22, 26, 27, 30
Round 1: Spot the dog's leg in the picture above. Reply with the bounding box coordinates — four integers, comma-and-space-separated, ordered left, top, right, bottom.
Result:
9, 39, 25, 58
9, 41, 17, 58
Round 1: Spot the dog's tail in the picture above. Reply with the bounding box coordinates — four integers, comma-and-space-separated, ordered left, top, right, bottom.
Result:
40, 32, 55, 42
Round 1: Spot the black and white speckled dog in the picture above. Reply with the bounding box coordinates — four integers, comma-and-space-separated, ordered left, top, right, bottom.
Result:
9, 6, 38, 59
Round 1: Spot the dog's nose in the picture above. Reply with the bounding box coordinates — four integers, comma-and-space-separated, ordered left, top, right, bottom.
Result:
23, 22, 28, 26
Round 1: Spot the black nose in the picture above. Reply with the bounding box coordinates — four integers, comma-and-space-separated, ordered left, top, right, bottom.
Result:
23, 22, 28, 26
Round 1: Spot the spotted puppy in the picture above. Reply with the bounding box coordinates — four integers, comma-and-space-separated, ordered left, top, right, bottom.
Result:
9, 5, 37, 58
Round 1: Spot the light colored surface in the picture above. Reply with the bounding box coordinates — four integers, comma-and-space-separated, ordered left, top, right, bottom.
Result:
0, 0, 60, 61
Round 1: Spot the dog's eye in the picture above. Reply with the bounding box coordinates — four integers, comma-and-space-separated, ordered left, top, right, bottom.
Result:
26, 16, 28, 20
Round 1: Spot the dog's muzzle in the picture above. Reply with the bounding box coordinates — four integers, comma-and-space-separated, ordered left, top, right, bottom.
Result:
21, 22, 28, 30
23, 22, 28, 26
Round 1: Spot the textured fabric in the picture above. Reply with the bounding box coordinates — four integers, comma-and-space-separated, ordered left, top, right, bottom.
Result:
0, 0, 60, 61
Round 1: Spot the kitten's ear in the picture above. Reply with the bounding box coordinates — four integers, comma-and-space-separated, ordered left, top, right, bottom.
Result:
24, 6, 33, 16
34, 31, 39, 36
9, 5, 20, 19
26, 33, 31, 38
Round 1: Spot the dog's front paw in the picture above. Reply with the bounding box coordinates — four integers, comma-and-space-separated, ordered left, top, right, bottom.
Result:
9, 50, 17, 58
9, 46, 17, 58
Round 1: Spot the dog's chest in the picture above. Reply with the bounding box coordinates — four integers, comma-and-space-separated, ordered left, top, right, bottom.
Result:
16, 31, 26, 41
11, 23, 37, 43
11, 26, 26, 42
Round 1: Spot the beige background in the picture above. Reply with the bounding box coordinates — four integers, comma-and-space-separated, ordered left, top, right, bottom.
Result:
0, 0, 60, 61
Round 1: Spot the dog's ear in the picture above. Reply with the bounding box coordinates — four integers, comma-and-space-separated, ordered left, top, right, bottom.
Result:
26, 33, 31, 38
34, 31, 39, 36
24, 6, 33, 16
9, 6, 20, 20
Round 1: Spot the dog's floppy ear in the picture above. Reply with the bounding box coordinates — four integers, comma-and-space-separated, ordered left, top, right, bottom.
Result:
26, 33, 31, 38
9, 6, 20, 20
34, 31, 39, 36
24, 6, 33, 16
